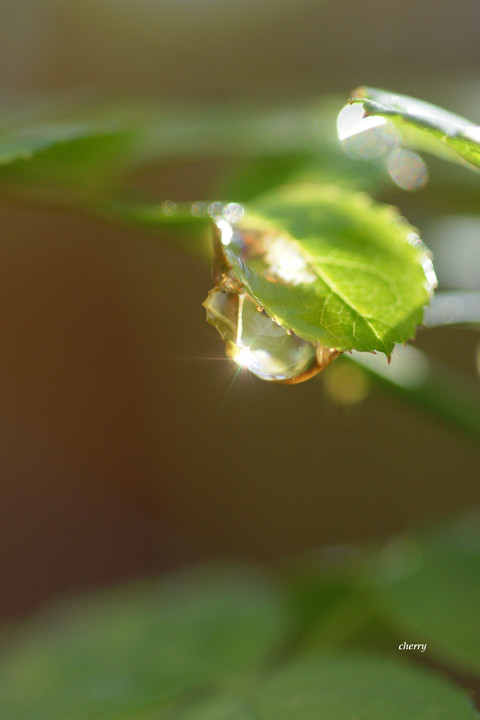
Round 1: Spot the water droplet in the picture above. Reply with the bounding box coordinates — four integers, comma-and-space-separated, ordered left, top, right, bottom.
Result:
161, 200, 177, 216
264, 236, 316, 285
215, 217, 234, 246
421, 253, 438, 296
387, 148, 428, 191
204, 219, 341, 383
207, 201, 224, 218
406, 233, 437, 296
204, 286, 239, 342
204, 286, 338, 383
407, 232, 422, 249
191, 201, 208, 217
223, 202, 245, 223
464, 125, 480, 143
337, 103, 399, 160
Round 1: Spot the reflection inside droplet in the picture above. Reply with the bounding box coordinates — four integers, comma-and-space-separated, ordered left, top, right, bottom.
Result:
204, 282, 341, 383
204, 287, 326, 382
215, 219, 317, 287
387, 148, 428, 191
337, 103, 398, 160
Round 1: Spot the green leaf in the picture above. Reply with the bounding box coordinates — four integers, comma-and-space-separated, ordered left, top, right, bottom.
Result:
257, 653, 479, 720
366, 510, 480, 676
0, 121, 134, 202
349, 87, 480, 170
222, 184, 432, 355
0, 565, 290, 720
218, 150, 387, 203
159, 654, 480, 720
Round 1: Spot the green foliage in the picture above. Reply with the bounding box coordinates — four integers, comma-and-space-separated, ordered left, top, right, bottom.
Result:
0, 566, 289, 720
0, 86, 480, 718
350, 87, 480, 170
0, 121, 135, 202
1, 513, 480, 719
250, 654, 478, 720
366, 511, 480, 675
224, 184, 431, 354
160, 655, 479, 720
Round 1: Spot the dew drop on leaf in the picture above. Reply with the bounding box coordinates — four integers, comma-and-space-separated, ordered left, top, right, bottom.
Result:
204, 286, 339, 383
203, 223, 340, 384
387, 148, 428, 191
336, 102, 398, 160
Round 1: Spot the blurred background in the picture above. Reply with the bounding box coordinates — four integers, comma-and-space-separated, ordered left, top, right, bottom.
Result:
1, 0, 480, 622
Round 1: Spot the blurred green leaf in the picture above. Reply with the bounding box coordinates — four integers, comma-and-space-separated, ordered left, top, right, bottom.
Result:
159, 654, 480, 720
278, 548, 399, 654
254, 654, 479, 720
219, 150, 387, 202
0, 96, 350, 210
0, 565, 290, 720
366, 511, 480, 676
0, 122, 134, 203
224, 184, 432, 355
350, 87, 480, 170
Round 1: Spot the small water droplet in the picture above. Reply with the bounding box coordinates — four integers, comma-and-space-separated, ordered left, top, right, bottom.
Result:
406, 233, 437, 295
208, 201, 224, 218
387, 148, 428, 191
407, 232, 422, 248
161, 200, 177, 216
421, 254, 438, 296
191, 201, 208, 217
337, 103, 399, 160
223, 202, 245, 223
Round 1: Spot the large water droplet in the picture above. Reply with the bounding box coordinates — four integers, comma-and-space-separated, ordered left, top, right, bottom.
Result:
204, 285, 339, 383
205, 218, 341, 384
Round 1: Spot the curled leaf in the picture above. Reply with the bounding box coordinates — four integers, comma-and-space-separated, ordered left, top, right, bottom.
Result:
348, 87, 480, 171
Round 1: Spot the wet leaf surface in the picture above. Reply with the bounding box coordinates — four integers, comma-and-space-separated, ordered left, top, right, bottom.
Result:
221, 184, 433, 355
349, 87, 480, 171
